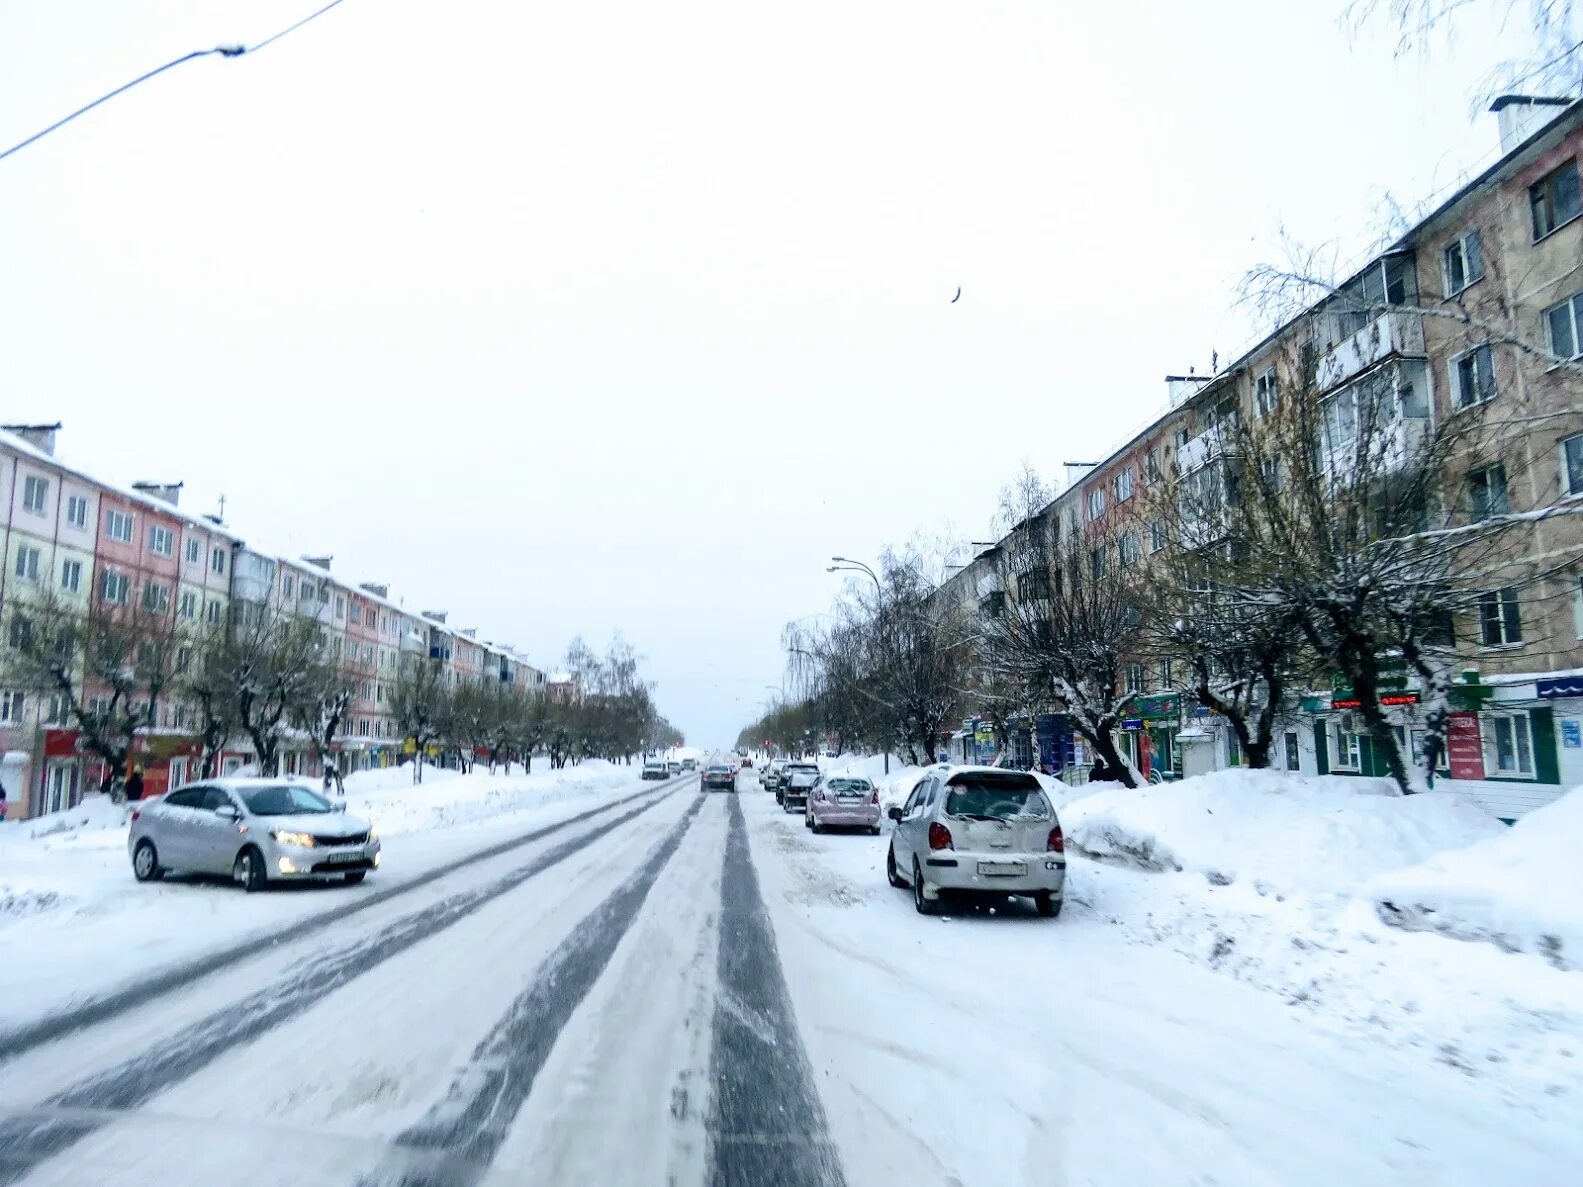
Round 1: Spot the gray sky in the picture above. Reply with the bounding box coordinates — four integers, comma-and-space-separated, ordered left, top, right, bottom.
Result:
0, 1, 1533, 745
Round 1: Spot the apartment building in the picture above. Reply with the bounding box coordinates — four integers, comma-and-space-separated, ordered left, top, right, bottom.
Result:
944, 96, 1583, 819
0, 427, 545, 819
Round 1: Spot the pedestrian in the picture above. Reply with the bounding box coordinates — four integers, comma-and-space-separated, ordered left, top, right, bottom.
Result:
125, 767, 145, 802
1088, 754, 1113, 784
0, 784, 7, 822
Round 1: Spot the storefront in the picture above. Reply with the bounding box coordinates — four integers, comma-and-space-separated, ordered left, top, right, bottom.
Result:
1119, 694, 1182, 781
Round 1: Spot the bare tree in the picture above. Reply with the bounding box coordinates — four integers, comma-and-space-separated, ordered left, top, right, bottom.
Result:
174, 617, 240, 778
293, 651, 361, 790
390, 655, 448, 783
231, 603, 324, 777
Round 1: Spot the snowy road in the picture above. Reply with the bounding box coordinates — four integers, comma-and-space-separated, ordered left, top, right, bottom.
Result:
1, 769, 1578, 1187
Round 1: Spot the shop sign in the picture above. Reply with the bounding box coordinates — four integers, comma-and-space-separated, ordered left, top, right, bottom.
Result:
1120, 718, 1144, 732
1445, 711, 1485, 781
43, 729, 81, 758
1562, 718, 1582, 749
1331, 692, 1420, 710
1537, 676, 1583, 699
1134, 694, 1180, 722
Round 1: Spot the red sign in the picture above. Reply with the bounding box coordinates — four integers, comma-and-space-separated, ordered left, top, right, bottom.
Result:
43, 729, 81, 758
1446, 711, 1485, 781
1331, 692, 1420, 710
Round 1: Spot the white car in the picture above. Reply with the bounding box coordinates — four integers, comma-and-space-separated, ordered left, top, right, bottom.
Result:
886, 766, 1065, 917
642, 760, 669, 781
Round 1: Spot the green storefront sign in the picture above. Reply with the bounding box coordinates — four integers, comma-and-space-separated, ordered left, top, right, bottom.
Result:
1133, 694, 1180, 722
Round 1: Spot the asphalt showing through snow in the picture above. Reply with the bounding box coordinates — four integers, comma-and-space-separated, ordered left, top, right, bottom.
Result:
0, 785, 686, 1186
706, 794, 848, 1187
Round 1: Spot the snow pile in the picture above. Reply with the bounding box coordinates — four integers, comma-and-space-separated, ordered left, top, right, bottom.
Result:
1064, 769, 1504, 894
1365, 787, 1583, 970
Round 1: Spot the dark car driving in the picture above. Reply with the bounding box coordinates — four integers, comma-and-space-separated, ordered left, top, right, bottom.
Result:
701, 763, 738, 792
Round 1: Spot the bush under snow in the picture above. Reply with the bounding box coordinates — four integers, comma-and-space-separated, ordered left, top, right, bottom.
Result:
1365, 787, 1583, 970
1062, 769, 1506, 896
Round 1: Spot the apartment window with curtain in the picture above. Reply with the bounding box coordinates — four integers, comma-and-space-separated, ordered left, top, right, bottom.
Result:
105, 509, 134, 543
1087, 488, 1106, 521
1467, 463, 1509, 521
1156, 658, 1172, 688
1442, 230, 1484, 295
1561, 433, 1583, 496
1451, 345, 1496, 408
14, 546, 40, 582
22, 475, 48, 514
1125, 663, 1145, 694
59, 559, 81, 593
1114, 469, 1134, 501
1478, 588, 1523, 646
65, 494, 87, 529
1544, 292, 1583, 359
1253, 368, 1278, 417
1531, 160, 1582, 239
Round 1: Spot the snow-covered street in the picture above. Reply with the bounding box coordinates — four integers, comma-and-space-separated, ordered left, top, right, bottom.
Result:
1, 765, 1580, 1186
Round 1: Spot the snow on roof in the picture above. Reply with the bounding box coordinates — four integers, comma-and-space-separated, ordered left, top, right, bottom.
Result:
0, 428, 243, 541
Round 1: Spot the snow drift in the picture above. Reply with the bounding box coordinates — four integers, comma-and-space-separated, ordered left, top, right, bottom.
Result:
1366, 786, 1583, 970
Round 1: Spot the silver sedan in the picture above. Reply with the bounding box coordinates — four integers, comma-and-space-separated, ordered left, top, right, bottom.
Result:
129, 778, 381, 892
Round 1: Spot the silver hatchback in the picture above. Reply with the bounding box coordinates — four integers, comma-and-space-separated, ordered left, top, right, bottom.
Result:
886, 766, 1065, 917
129, 778, 381, 892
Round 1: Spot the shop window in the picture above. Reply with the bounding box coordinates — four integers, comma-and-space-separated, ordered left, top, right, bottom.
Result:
1284, 731, 1300, 771
1327, 719, 1362, 771
1488, 712, 1535, 777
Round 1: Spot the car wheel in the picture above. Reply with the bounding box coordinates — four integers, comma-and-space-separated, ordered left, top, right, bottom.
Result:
869, 824, 881, 836
811, 815, 823, 833
131, 839, 164, 882
1034, 891, 1063, 919
912, 859, 938, 915
344, 871, 367, 885
233, 846, 268, 893
886, 844, 907, 888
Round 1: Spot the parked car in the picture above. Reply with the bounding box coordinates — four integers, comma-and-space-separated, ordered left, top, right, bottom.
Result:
681, 758, 698, 772
129, 778, 381, 893
667, 760, 683, 776
701, 763, 738, 792
885, 767, 1064, 918
805, 774, 881, 834
780, 767, 820, 813
776, 762, 820, 806
642, 760, 669, 780
762, 762, 785, 793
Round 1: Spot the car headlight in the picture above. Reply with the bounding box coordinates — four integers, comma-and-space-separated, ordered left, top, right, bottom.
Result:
367, 828, 378, 845
272, 829, 315, 847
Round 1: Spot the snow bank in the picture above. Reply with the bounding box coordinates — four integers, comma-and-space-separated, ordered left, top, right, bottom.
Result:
1064, 769, 1504, 895
1366, 787, 1583, 970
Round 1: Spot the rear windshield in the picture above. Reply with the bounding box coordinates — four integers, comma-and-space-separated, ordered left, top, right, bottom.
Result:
788, 771, 819, 785
943, 774, 1051, 820
826, 778, 872, 794
238, 785, 334, 816
706, 765, 730, 773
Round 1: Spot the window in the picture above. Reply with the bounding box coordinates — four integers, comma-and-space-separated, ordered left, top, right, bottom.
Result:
142, 582, 170, 614
1545, 292, 1583, 359
1087, 488, 1106, 521
205, 600, 222, 625
1125, 663, 1145, 694
1530, 160, 1581, 239
65, 494, 87, 529
1479, 588, 1523, 646
1144, 449, 1161, 485
1253, 368, 1278, 417
0, 690, 25, 724
211, 547, 226, 576
1149, 520, 1165, 553
1328, 719, 1362, 771
179, 590, 198, 619
105, 509, 134, 543
1156, 658, 1173, 688
1489, 712, 1535, 776
1113, 469, 1134, 502
1451, 345, 1496, 408
1173, 426, 1190, 450
319, 585, 330, 604
14, 546, 40, 582
1562, 433, 1583, 496
1467, 463, 1509, 521
1117, 532, 1140, 567
1089, 546, 1108, 580
1284, 731, 1301, 771
185, 537, 201, 564
7, 618, 30, 650
281, 574, 295, 599
59, 558, 82, 593
100, 569, 130, 604
1442, 231, 1484, 295
21, 475, 48, 514
300, 579, 314, 602
147, 525, 174, 557
335, 594, 345, 619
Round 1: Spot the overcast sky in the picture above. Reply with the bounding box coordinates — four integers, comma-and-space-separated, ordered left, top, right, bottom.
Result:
0, 0, 1535, 745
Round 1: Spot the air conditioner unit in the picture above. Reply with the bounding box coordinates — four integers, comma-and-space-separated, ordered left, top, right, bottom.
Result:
1339, 712, 1358, 733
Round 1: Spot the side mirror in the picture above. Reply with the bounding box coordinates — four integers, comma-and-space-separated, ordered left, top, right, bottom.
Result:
886, 806, 903, 822
214, 804, 240, 821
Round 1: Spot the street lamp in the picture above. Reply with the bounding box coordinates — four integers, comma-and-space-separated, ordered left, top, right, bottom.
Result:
828, 556, 881, 590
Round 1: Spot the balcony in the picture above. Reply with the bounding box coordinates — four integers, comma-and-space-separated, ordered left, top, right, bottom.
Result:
1175, 425, 1235, 475
1315, 311, 1424, 393
1319, 359, 1432, 482
399, 628, 427, 654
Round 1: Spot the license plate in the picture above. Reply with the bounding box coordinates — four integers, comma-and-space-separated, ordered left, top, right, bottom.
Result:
837, 796, 864, 805
977, 861, 1027, 877
323, 850, 362, 864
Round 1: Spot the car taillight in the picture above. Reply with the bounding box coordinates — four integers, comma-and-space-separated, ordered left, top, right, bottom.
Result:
1047, 825, 1065, 853
868, 791, 879, 805
928, 822, 953, 851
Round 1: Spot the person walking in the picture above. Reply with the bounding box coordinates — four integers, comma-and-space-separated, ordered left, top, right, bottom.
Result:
125, 767, 145, 802
0, 784, 8, 822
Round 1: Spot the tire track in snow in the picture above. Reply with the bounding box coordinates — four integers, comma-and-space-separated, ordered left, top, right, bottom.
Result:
0, 773, 695, 1064
0, 786, 686, 1186
360, 791, 710, 1187
706, 794, 846, 1187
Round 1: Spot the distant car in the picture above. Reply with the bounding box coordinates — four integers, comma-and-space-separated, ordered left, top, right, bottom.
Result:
780, 768, 820, 814
642, 760, 668, 780
701, 763, 738, 792
129, 778, 381, 892
805, 774, 881, 834
741, 757, 753, 769
681, 758, 698, 772
886, 767, 1064, 917
776, 762, 820, 806
762, 762, 784, 793
667, 761, 682, 776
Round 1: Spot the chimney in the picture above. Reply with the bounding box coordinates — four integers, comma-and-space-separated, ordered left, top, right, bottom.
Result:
460, 628, 477, 639
132, 481, 184, 507
1, 422, 62, 456
423, 610, 448, 623
303, 555, 332, 571
1491, 94, 1573, 153
359, 582, 389, 598
1165, 374, 1211, 408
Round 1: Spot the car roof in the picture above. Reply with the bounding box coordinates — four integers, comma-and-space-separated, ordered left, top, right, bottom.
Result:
196, 776, 321, 790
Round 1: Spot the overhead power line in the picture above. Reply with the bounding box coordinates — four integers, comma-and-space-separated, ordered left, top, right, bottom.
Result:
0, 0, 351, 164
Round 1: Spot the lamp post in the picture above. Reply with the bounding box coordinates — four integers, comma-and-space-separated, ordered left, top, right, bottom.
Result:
827, 556, 881, 591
